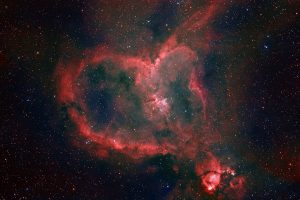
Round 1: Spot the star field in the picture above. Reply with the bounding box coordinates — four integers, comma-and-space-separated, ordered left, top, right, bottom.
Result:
0, 0, 299, 199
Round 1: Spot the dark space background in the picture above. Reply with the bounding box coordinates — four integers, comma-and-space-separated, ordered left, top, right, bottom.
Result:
0, 0, 299, 199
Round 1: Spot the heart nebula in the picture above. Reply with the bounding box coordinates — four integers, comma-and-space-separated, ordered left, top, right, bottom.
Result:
55, 1, 246, 198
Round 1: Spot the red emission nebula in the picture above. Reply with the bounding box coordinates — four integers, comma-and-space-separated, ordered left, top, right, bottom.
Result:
55, 1, 245, 198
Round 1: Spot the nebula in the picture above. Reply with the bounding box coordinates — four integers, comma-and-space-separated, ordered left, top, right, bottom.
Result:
55, 1, 245, 198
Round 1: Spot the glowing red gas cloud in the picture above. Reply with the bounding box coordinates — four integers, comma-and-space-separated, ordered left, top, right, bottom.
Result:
55, 1, 246, 198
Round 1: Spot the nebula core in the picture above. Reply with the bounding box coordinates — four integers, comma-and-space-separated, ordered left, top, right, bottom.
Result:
56, 1, 245, 199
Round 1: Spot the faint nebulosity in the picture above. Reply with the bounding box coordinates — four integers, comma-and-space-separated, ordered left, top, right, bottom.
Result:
1, 0, 299, 199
